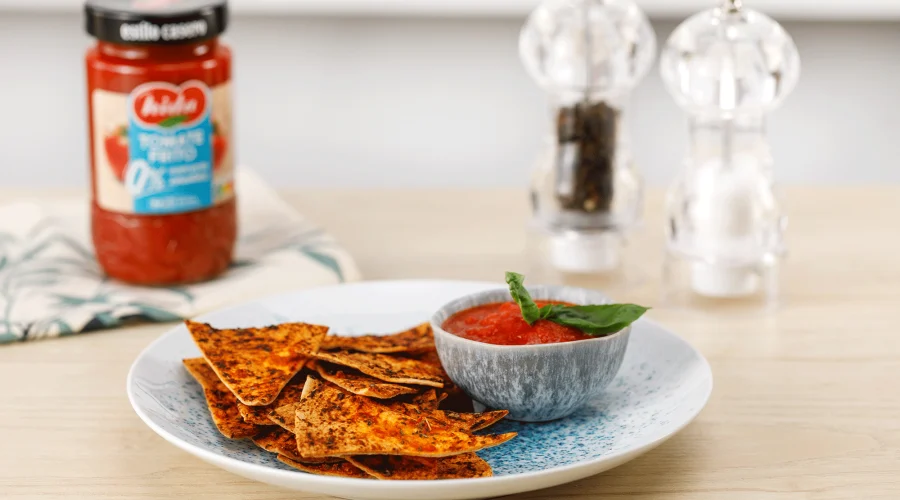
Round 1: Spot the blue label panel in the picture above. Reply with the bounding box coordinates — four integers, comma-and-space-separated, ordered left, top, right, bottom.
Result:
125, 99, 213, 215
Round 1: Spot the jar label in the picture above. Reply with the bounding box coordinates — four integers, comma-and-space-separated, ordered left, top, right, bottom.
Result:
91, 80, 234, 215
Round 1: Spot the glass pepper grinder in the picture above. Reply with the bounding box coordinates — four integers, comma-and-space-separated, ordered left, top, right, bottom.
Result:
519, 0, 656, 280
659, 0, 800, 307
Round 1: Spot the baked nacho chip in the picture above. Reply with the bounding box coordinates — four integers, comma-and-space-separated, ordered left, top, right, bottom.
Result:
252, 427, 304, 461
268, 377, 321, 430
410, 349, 475, 411
411, 349, 455, 385
387, 403, 508, 432
294, 384, 516, 458
269, 403, 300, 431
412, 352, 470, 412
185, 320, 328, 406
252, 427, 340, 464
314, 350, 444, 388
321, 323, 434, 353
440, 409, 508, 432
278, 455, 370, 478
407, 389, 441, 412
237, 375, 307, 425
300, 374, 322, 400
300, 380, 495, 432
182, 358, 261, 439
314, 361, 418, 399
347, 453, 492, 480
385, 391, 437, 414
410, 349, 444, 371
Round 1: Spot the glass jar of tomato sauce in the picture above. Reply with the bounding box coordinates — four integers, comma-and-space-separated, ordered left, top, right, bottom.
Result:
85, 0, 235, 285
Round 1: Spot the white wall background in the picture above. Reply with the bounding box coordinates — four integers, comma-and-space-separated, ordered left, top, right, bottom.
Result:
1, 10, 899, 188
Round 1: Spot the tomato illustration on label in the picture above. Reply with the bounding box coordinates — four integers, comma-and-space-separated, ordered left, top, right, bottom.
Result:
212, 121, 227, 171
103, 120, 226, 181
104, 125, 129, 182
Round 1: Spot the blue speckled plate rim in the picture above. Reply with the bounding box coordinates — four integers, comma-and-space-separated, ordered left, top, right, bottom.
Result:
127, 279, 713, 495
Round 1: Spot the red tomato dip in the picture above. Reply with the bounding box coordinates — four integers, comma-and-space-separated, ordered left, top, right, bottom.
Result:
442, 301, 592, 345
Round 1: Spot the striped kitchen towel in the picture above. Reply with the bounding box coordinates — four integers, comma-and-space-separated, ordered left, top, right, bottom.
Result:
0, 169, 360, 343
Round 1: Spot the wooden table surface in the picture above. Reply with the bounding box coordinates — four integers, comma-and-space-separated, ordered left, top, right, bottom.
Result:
2, 188, 899, 499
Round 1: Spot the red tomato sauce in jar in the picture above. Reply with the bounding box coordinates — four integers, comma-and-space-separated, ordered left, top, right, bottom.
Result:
85, 0, 235, 285
442, 301, 592, 345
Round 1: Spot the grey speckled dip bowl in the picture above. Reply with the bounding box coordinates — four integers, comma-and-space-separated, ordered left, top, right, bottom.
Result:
431, 285, 631, 422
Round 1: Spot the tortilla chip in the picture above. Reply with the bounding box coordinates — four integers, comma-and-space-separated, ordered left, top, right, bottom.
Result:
278, 455, 371, 478
439, 409, 508, 432
411, 352, 470, 412
412, 349, 457, 385
347, 453, 492, 480
387, 402, 507, 432
269, 403, 300, 431
410, 349, 444, 371
237, 375, 307, 425
314, 351, 444, 388
268, 377, 321, 430
185, 320, 328, 406
409, 349, 475, 411
252, 427, 305, 461
409, 389, 441, 412
300, 375, 322, 400
271, 378, 493, 437
293, 384, 516, 458
321, 323, 434, 353
385, 389, 438, 413
314, 361, 418, 399
252, 427, 340, 464
182, 358, 261, 439
238, 405, 274, 426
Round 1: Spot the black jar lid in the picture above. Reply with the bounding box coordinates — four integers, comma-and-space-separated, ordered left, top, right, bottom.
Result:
85, 0, 228, 45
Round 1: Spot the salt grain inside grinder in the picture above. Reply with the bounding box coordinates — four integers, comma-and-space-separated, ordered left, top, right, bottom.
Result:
520, 0, 656, 275
659, 0, 800, 306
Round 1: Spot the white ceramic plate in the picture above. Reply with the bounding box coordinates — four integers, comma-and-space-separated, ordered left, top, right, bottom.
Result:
127, 280, 712, 500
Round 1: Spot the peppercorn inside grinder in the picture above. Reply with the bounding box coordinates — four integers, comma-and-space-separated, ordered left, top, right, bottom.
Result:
659, 0, 800, 308
519, 0, 656, 280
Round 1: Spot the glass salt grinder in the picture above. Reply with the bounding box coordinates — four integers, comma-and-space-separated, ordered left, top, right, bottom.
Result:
659, 0, 800, 308
519, 0, 656, 283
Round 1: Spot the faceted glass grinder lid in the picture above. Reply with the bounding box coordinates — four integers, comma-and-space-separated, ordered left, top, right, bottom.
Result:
519, 0, 656, 102
660, 0, 800, 116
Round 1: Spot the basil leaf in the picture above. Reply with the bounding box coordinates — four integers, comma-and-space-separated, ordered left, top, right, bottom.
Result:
158, 115, 188, 128
505, 271, 541, 324
537, 304, 556, 320
505, 272, 649, 335
541, 303, 649, 336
